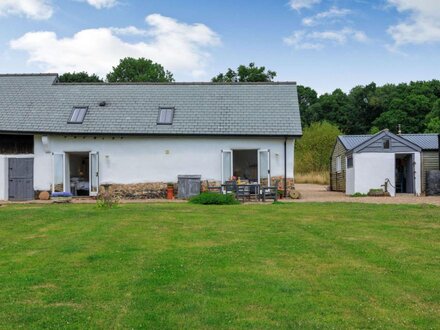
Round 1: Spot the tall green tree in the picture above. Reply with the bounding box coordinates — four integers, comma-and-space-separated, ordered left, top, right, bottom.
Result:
297, 85, 318, 127
212, 63, 276, 82
106, 57, 174, 83
58, 72, 103, 83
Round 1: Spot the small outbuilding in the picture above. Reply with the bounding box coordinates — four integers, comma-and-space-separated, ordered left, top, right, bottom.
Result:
331, 130, 439, 196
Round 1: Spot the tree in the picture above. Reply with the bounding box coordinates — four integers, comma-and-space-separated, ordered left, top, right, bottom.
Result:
295, 121, 342, 173
425, 99, 440, 133
212, 63, 276, 82
106, 57, 174, 83
58, 72, 103, 83
297, 85, 318, 127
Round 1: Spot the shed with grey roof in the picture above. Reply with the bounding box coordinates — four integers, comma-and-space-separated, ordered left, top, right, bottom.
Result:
331, 130, 439, 196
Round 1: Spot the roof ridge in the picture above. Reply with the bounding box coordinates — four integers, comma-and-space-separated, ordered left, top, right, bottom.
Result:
54, 81, 297, 86
0, 73, 58, 77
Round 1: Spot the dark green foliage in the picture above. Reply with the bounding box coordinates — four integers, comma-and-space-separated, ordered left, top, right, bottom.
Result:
296, 121, 342, 173
107, 57, 174, 83
189, 192, 240, 205
212, 63, 276, 82
298, 80, 440, 134
58, 71, 103, 83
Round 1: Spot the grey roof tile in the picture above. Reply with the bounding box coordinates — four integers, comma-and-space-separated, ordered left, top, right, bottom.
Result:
0, 74, 302, 136
339, 133, 439, 151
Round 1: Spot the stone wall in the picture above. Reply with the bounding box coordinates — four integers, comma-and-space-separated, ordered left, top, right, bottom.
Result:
105, 183, 171, 199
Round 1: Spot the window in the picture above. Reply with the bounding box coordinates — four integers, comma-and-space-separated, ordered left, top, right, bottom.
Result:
383, 138, 391, 149
336, 156, 342, 173
347, 156, 353, 168
157, 107, 174, 125
69, 107, 88, 124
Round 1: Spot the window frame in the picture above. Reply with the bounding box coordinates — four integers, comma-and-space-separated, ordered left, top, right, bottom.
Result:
157, 107, 175, 125
336, 155, 342, 173
68, 107, 88, 124
383, 138, 391, 150
347, 156, 353, 169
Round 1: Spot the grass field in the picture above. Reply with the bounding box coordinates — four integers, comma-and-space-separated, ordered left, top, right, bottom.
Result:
0, 203, 439, 329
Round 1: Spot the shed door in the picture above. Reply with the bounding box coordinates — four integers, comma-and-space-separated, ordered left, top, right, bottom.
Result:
8, 158, 34, 201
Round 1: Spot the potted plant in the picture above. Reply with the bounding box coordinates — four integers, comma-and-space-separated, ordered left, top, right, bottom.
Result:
277, 189, 284, 200
166, 183, 175, 200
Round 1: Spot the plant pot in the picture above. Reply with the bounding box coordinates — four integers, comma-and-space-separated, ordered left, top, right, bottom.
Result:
166, 186, 174, 200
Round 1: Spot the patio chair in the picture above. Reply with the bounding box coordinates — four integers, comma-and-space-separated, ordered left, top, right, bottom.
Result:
260, 180, 279, 202
206, 180, 222, 193
224, 180, 237, 194
236, 185, 251, 203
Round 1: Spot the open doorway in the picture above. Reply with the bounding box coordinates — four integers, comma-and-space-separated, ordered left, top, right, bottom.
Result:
233, 150, 258, 182
395, 154, 414, 194
221, 149, 271, 185
67, 152, 90, 196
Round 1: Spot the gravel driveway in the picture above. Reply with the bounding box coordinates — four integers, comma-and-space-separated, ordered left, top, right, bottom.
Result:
292, 184, 440, 206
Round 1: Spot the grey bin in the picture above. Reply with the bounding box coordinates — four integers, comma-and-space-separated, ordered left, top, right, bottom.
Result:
426, 170, 440, 196
177, 175, 202, 199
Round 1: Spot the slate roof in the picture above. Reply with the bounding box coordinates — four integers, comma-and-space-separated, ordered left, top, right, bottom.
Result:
0, 74, 302, 137
339, 133, 439, 151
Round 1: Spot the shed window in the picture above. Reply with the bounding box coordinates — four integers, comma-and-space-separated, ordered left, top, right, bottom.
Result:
69, 107, 88, 124
383, 138, 391, 149
347, 156, 353, 168
157, 108, 174, 125
336, 156, 342, 173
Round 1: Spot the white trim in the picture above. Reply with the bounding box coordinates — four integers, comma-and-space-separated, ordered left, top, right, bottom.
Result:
89, 152, 99, 196
52, 152, 65, 193
221, 150, 233, 183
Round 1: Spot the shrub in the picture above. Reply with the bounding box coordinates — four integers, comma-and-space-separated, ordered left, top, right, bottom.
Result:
295, 121, 342, 173
189, 192, 240, 205
351, 192, 368, 197
96, 190, 119, 208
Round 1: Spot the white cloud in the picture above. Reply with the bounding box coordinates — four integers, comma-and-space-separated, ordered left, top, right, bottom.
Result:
302, 7, 351, 26
10, 14, 221, 79
284, 28, 368, 50
387, 0, 440, 47
84, 0, 118, 9
0, 0, 53, 20
289, 0, 320, 11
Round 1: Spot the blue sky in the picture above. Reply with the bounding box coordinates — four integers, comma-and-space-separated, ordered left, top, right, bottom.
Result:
0, 0, 439, 93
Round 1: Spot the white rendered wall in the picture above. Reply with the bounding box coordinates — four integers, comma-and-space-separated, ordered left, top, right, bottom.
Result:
352, 152, 421, 197
345, 166, 355, 195
33, 135, 295, 191
353, 153, 395, 196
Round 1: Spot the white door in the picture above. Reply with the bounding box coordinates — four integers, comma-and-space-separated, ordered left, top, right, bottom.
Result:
53, 153, 65, 193
258, 150, 271, 186
221, 150, 233, 183
89, 152, 99, 196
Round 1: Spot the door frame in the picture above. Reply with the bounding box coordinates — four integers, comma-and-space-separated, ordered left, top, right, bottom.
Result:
258, 149, 271, 185
89, 151, 99, 197
53, 151, 99, 196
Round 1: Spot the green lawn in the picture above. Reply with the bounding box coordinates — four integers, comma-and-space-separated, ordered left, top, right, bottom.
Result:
0, 203, 439, 329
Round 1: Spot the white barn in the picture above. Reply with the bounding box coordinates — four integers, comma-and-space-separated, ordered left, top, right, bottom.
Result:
0, 74, 302, 201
